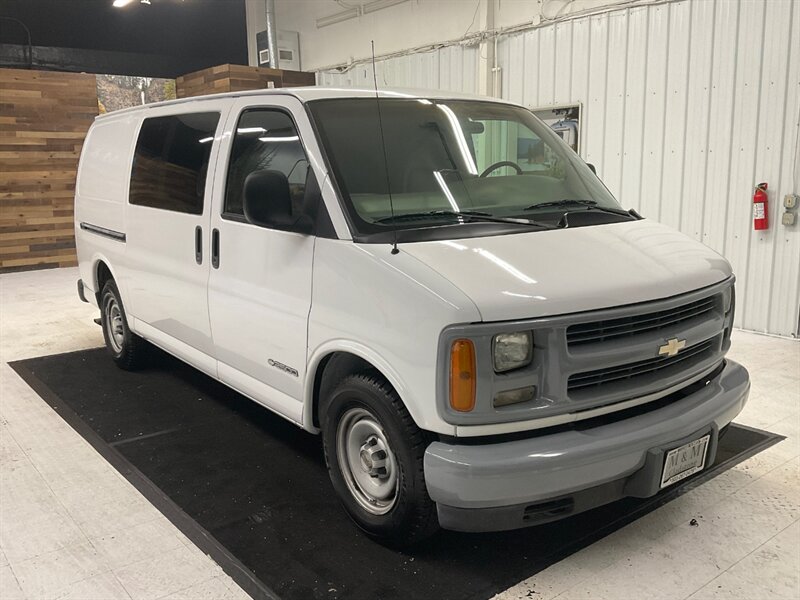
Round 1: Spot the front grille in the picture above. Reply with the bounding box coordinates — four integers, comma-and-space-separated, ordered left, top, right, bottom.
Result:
567, 295, 718, 347
568, 338, 716, 392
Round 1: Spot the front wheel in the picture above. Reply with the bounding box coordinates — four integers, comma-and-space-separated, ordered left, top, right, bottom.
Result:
321, 373, 439, 547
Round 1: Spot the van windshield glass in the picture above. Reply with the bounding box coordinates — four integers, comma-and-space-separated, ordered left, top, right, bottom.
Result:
308, 98, 623, 238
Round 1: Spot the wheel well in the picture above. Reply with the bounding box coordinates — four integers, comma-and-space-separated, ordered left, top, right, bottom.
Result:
95, 261, 113, 302
312, 352, 383, 428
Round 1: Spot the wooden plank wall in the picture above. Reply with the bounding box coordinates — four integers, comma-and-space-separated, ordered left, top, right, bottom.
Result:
0, 68, 98, 273
176, 64, 316, 98
0, 64, 314, 273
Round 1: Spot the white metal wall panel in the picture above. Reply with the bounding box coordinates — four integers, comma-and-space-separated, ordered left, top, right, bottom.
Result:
538, 24, 558, 106
679, 0, 715, 242
314, 0, 799, 337
602, 12, 629, 200
585, 15, 610, 174
771, 4, 800, 336
501, 32, 524, 104
744, 0, 795, 334
568, 18, 591, 118
316, 44, 479, 93
703, 0, 740, 262
727, 0, 770, 331
553, 22, 573, 105
497, 0, 799, 337
438, 45, 479, 94
520, 30, 539, 107
618, 6, 648, 211
639, 4, 669, 220
657, 1, 691, 230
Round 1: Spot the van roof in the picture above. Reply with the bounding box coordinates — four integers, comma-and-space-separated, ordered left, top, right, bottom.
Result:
95, 86, 514, 120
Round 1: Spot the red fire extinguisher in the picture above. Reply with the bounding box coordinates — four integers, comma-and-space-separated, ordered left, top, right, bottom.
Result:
753, 182, 769, 230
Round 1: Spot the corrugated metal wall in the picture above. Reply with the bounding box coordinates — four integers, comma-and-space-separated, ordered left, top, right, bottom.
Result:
317, 43, 480, 93
318, 0, 800, 338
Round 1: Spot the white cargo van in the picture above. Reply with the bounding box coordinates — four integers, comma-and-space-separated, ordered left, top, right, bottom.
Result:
75, 88, 749, 545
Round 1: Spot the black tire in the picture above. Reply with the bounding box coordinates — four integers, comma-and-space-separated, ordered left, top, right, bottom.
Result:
321, 372, 439, 547
99, 280, 148, 370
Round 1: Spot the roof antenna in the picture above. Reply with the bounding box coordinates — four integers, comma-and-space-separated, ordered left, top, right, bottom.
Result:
371, 41, 399, 255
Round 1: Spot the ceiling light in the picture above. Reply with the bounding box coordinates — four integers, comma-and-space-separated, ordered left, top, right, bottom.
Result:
112, 0, 134, 7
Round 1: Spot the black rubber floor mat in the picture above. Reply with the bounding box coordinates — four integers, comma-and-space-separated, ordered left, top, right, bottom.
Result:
11, 348, 783, 600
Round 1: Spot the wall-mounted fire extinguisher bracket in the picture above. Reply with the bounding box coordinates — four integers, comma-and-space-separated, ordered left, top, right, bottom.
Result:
753, 182, 769, 231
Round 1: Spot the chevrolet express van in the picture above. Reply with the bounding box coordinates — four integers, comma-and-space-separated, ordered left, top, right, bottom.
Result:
75, 88, 749, 545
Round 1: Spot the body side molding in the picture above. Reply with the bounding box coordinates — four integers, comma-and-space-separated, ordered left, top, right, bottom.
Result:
80, 222, 127, 242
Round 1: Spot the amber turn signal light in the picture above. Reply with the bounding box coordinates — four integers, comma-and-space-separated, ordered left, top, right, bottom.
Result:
449, 339, 476, 412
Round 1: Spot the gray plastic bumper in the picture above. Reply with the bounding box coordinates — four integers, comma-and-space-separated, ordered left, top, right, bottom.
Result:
424, 360, 749, 532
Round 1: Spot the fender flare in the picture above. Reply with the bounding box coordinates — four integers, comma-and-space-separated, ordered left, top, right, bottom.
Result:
302, 340, 417, 432
90, 254, 130, 312
91, 253, 119, 287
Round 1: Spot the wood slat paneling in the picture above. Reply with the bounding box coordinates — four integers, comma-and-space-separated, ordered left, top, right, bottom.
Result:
0, 68, 98, 272
176, 64, 315, 98
0, 65, 313, 273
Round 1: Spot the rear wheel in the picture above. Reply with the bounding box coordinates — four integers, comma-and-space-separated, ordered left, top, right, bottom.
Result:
100, 280, 148, 370
321, 373, 439, 547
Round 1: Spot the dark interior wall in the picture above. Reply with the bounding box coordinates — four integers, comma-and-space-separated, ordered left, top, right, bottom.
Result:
0, 0, 248, 78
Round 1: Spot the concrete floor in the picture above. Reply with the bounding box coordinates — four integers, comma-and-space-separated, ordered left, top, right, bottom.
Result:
1, 267, 798, 600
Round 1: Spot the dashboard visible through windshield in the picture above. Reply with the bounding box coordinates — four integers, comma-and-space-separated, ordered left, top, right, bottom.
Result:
308, 98, 629, 242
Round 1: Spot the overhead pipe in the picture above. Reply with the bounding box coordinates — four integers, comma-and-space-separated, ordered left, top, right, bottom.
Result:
265, 0, 279, 69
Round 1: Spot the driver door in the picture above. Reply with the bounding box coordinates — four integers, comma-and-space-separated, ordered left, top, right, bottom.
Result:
207, 96, 316, 424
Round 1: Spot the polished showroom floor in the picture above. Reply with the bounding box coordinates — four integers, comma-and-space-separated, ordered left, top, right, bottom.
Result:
1, 267, 798, 600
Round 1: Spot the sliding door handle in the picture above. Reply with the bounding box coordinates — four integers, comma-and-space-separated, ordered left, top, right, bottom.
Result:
195, 226, 203, 264
211, 228, 220, 269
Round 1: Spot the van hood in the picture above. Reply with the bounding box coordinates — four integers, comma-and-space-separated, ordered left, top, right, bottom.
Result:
401, 220, 732, 322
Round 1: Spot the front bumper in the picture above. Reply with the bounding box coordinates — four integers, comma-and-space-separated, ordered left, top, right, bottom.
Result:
424, 359, 750, 532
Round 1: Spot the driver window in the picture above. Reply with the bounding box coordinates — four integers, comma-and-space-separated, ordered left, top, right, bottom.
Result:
224, 109, 308, 218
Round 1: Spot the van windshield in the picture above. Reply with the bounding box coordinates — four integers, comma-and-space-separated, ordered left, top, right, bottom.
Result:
308, 98, 625, 241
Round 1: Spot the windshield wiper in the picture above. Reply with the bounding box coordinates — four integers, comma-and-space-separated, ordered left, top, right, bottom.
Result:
524, 199, 635, 218
376, 210, 553, 228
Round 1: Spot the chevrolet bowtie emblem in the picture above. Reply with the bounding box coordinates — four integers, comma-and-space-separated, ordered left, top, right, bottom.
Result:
659, 338, 686, 357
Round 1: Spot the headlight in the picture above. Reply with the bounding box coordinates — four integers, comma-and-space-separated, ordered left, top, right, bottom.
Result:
493, 331, 533, 372
722, 286, 733, 314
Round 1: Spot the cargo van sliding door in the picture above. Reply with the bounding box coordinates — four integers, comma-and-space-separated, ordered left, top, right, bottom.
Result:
125, 105, 228, 376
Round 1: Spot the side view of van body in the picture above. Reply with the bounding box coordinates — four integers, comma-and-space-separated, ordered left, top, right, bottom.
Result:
75, 88, 749, 545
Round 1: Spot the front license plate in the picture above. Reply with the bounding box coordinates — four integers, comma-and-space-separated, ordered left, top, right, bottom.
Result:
660, 435, 711, 489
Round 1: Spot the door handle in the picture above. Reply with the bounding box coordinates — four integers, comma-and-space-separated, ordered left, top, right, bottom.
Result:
195, 226, 203, 264
211, 228, 220, 269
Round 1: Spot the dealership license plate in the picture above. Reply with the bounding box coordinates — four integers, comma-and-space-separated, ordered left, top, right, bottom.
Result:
660, 435, 711, 489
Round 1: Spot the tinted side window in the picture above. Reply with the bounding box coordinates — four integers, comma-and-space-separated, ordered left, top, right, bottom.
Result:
129, 112, 220, 214
224, 109, 308, 218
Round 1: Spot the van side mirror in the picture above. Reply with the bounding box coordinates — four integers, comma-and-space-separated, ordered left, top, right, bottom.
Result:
587, 163, 597, 175
243, 169, 313, 234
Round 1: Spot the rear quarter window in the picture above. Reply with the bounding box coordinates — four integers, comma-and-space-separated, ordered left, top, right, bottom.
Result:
129, 112, 220, 214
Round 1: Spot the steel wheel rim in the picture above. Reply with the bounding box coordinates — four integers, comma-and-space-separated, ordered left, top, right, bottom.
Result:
336, 407, 398, 515
104, 297, 124, 353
